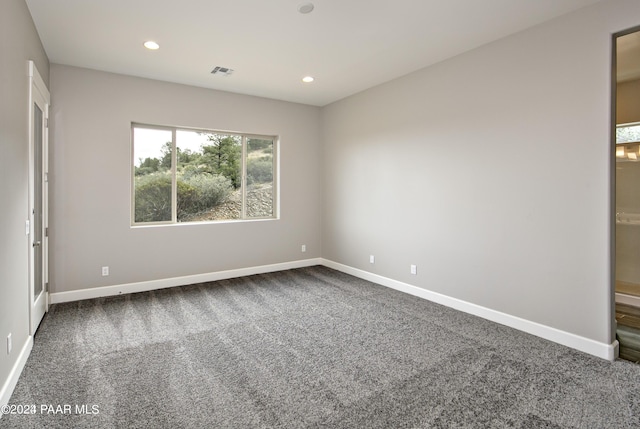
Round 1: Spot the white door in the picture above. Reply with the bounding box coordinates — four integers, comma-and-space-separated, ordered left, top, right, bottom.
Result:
29, 61, 50, 335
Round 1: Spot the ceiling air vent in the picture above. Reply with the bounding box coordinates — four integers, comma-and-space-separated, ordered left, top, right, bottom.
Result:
211, 66, 234, 76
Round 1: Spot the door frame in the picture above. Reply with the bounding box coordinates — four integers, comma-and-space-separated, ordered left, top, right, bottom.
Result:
28, 60, 50, 335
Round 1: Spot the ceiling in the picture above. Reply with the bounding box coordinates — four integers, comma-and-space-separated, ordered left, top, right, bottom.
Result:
26, 0, 604, 106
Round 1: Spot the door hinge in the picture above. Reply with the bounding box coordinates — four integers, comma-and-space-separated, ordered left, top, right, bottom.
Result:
45, 118, 49, 128
45, 227, 48, 237
45, 282, 48, 292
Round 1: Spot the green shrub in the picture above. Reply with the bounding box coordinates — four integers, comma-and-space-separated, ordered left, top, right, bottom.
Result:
247, 157, 273, 185
178, 173, 233, 221
135, 172, 233, 222
134, 174, 172, 222
177, 180, 199, 220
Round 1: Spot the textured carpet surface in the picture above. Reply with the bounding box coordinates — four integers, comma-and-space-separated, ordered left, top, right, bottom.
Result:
2, 266, 639, 428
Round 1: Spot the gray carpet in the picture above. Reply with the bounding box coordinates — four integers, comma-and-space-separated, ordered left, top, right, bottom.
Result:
1, 266, 639, 428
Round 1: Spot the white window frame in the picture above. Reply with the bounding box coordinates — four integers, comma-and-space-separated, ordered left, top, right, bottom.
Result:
131, 123, 279, 226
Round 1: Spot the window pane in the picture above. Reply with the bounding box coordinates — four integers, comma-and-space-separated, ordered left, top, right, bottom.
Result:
175, 131, 239, 222
34, 104, 43, 296
133, 128, 173, 222
246, 138, 274, 218
177, 133, 242, 221
617, 124, 640, 144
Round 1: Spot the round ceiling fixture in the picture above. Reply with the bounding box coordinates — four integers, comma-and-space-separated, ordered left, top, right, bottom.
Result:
302, 76, 315, 83
143, 41, 160, 50
298, 3, 314, 14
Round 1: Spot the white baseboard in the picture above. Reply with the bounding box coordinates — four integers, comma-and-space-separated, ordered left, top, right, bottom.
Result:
321, 259, 618, 361
0, 336, 33, 415
47, 256, 617, 360
50, 258, 323, 304
616, 292, 640, 307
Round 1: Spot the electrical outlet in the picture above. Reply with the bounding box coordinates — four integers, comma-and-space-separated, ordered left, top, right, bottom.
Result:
102, 266, 109, 276
7, 333, 12, 355
410, 264, 417, 275
301, 245, 306, 253
369, 255, 375, 264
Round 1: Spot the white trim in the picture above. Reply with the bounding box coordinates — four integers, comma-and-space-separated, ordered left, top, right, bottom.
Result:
50, 258, 323, 304
27, 60, 50, 335
321, 259, 619, 361
28, 61, 50, 100
0, 336, 33, 415
47, 257, 618, 360
616, 292, 640, 307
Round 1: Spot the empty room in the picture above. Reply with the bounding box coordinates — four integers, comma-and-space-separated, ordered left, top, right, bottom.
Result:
2, 0, 640, 427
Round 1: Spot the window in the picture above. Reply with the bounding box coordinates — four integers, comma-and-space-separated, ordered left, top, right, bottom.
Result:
617, 122, 640, 144
616, 122, 640, 161
132, 124, 277, 225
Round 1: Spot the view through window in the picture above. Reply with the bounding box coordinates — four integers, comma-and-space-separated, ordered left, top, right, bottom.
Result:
132, 124, 277, 224
617, 122, 640, 144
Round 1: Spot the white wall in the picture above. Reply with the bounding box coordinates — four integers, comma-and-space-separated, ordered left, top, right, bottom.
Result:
322, 0, 640, 346
0, 0, 49, 404
49, 65, 322, 293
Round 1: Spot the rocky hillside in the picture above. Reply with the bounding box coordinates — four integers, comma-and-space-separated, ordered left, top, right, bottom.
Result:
183, 185, 273, 222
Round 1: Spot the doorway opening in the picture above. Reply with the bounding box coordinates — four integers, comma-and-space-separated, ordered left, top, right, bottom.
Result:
614, 28, 640, 363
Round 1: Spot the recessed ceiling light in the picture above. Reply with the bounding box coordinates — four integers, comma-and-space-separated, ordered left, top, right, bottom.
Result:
143, 41, 160, 50
302, 76, 315, 83
298, 2, 314, 14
